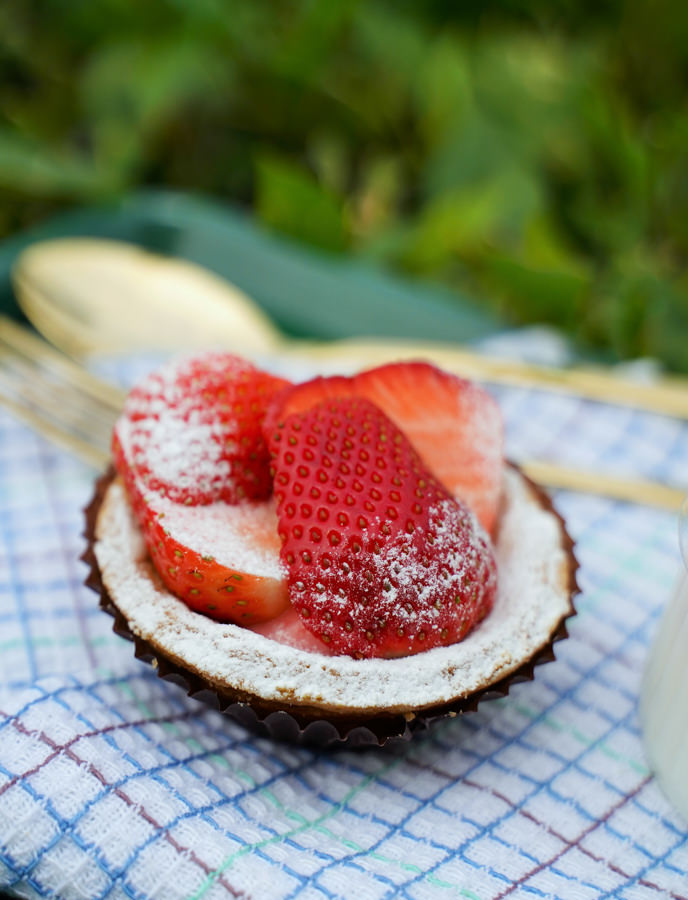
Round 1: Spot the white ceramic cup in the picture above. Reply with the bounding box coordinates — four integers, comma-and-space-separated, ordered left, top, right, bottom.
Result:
640, 498, 688, 821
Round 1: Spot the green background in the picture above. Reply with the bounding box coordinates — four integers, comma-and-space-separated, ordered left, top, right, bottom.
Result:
1, 1, 686, 367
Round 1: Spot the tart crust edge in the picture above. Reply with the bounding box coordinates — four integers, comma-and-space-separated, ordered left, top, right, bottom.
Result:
83, 464, 579, 746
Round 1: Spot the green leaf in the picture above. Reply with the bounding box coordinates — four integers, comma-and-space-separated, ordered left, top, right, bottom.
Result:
0, 129, 107, 197
308, 133, 350, 197
401, 181, 506, 273
588, 258, 688, 370
423, 112, 509, 199
350, 155, 404, 242
401, 168, 542, 272
566, 91, 651, 255
270, 0, 358, 81
522, 213, 588, 278
255, 155, 349, 252
81, 37, 232, 176
484, 255, 589, 331
347, 6, 429, 124
414, 35, 471, 145
352, 5, 429, 85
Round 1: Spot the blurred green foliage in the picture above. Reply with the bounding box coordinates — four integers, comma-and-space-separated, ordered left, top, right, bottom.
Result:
1, 0, 687, 367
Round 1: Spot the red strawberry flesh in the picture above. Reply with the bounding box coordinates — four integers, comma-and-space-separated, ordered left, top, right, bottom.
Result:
113, 430, 289, 625
118, 352, 290, 506
142, 496, 288, 624
250, 605, 335, 653
269, 396, 497, 658
112, 353, 291, 624
266, 361, 503, 534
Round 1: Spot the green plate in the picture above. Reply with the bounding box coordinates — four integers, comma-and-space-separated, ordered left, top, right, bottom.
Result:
0, 190, 501, 343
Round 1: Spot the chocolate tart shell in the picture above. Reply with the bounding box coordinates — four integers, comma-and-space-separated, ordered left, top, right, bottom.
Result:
83, 466, 579, 749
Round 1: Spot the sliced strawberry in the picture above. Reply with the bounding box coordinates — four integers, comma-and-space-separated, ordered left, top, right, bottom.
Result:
112, 353, 291, 624
142, 496, 288, 624
270, 396, 497, 658
114, 431, 288, 624
265, 361, 503, 534
250, 605, 336, 654
116, 352, 290, 506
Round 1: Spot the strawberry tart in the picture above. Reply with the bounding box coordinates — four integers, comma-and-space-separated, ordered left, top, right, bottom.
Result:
84, 352, 577, 746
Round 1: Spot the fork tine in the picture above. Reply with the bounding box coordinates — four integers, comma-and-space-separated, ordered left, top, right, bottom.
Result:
0, 315, 126, 412
0, 371, 109, 468
0, 364, 115, 451
0, 351, 118, 436
0, 316, 120, 468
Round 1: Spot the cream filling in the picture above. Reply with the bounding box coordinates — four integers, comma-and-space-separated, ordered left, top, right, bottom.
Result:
94, 467, 573, 714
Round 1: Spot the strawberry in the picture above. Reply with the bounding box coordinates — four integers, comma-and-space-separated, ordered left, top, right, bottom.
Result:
250, 605, 336, 653
265, 361, 503, 534
116, 352, 290, 506
113, 431, 289, 624
112, 353, 291, 624
269, 396, 497, 658
142, 495, 288, 625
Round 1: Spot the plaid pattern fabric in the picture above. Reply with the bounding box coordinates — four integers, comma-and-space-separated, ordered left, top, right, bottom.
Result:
1, 351, 687, 900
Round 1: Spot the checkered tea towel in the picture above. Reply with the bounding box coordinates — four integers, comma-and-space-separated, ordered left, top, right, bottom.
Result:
1, 342, 688, 900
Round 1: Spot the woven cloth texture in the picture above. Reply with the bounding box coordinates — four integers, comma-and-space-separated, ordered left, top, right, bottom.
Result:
1, 347, 687, 900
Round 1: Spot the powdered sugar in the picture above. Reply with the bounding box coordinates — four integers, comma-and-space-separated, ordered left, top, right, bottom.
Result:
94, 467, 573, 713
117, 415, 237, 502
307, 498, 495, 639
115, 351, 284, 506
154, 493, 284, 579
348, 363, 504, 533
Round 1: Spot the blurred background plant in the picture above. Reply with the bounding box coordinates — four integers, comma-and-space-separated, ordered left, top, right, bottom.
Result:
1, 0, 686, 368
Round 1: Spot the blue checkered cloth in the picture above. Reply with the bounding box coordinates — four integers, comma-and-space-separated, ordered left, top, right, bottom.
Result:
1, 347, 688, 900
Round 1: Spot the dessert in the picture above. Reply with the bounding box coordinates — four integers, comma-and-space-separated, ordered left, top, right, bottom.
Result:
84, 353, 577, 746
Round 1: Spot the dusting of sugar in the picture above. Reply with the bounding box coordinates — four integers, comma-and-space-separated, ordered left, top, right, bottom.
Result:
118, 416, 236, 499
308, 498, 495, 637
116, 352, 271, 504
155, 494, 284, 579
94, 466, 572, 714
372, 502, 479, 610
366, 369, 503, 531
